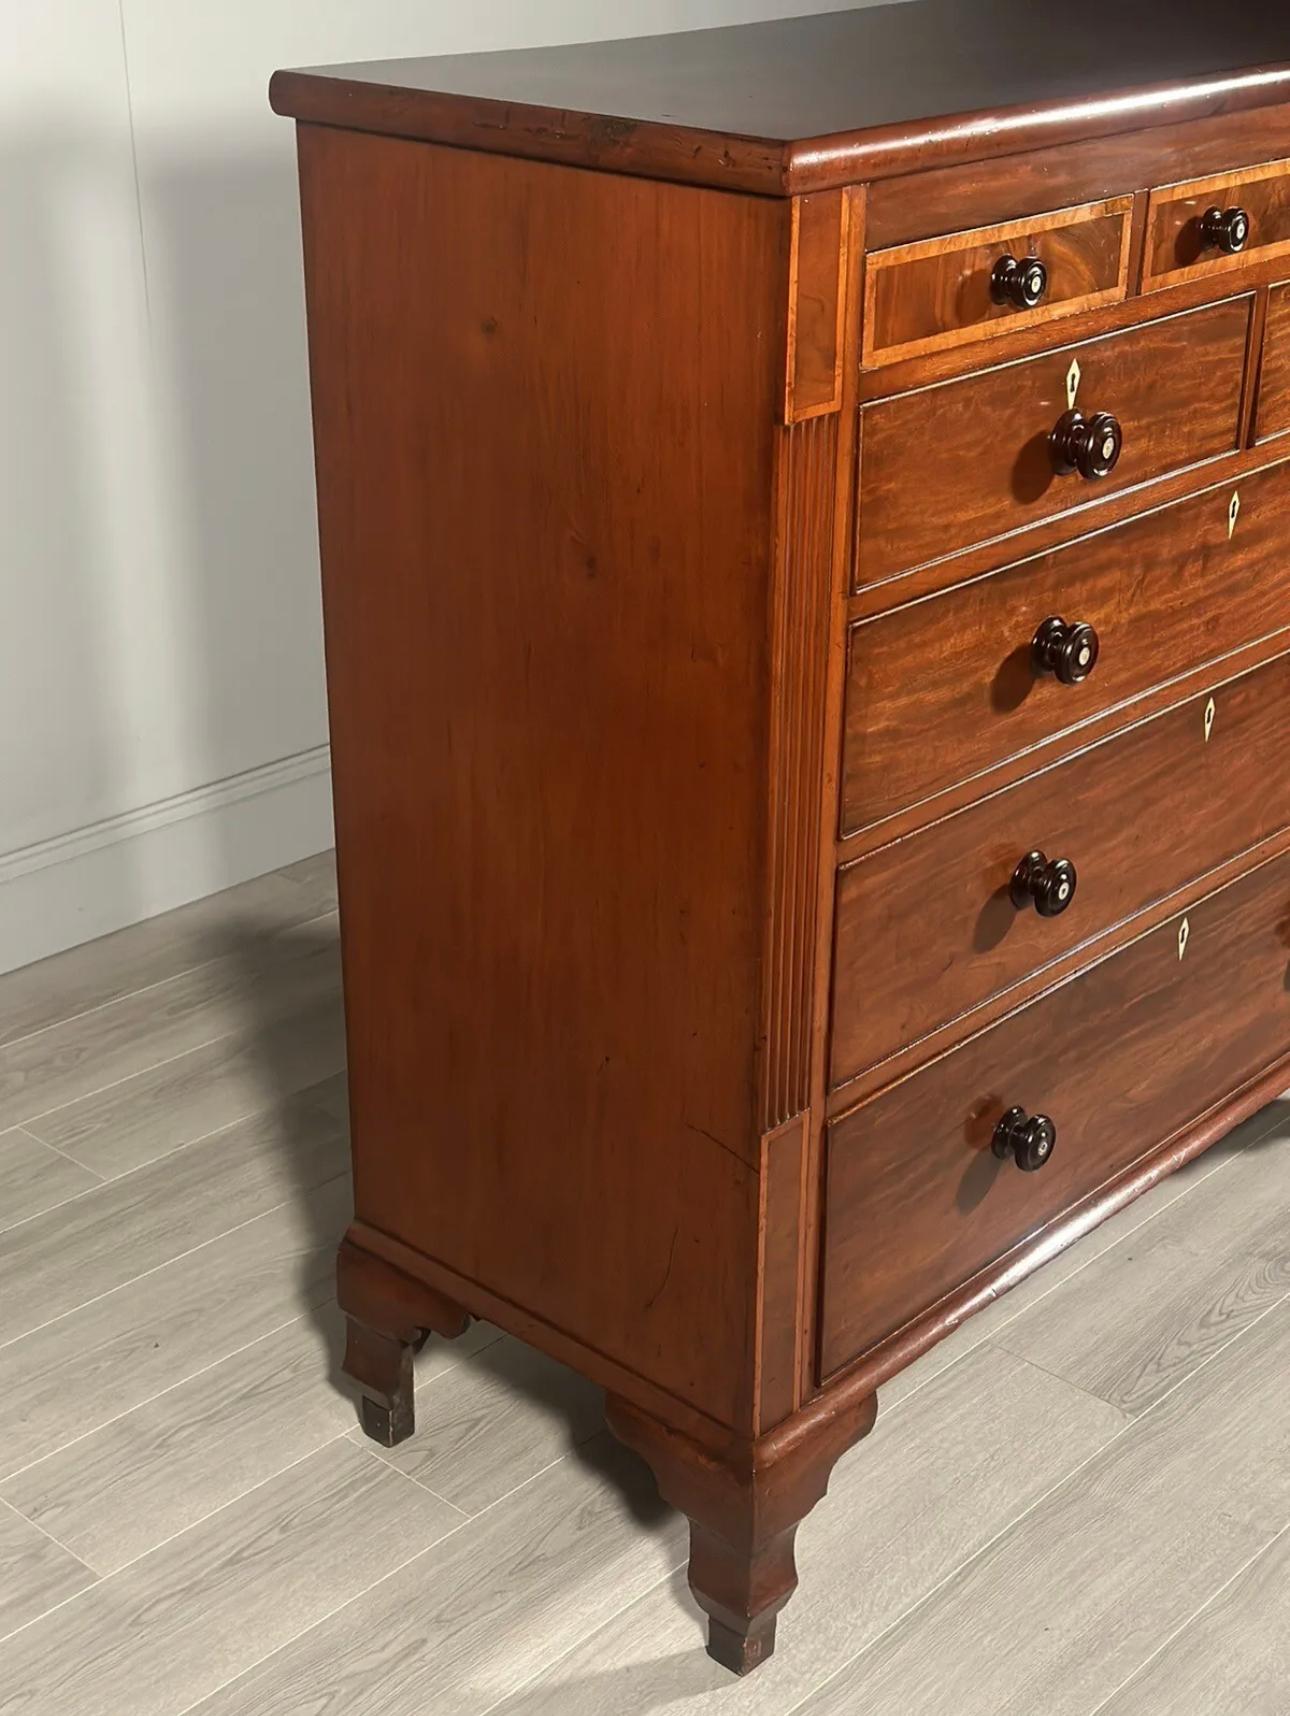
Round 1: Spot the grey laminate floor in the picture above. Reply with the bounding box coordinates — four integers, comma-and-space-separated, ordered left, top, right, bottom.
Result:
0, 853, 1286, 1715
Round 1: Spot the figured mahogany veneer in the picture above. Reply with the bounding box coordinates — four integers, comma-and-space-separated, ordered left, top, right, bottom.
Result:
863, 198, 1133, 368
823, 841, 1290, 1375
843, 457, 1290, 834
1256, 280, 1290, 441
1143, 156, 1290, 291
833, 649, 1290, 1086
856, 295, 1250, 586
273, 3, 1290, 1682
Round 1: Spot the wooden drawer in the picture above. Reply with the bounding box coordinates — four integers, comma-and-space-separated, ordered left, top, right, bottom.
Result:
856, 296, 1250, 587
842, 457, 1290, 836
1143, 157, 1290, 291
821, 843, 1290, 1377
1256, 280, 1290, 443
832, 649, 1290, 1087
862, 198, 1133, 368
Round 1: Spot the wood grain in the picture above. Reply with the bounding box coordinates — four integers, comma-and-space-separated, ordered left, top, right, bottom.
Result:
25, 997, 347, 1180
795, 1302, 1290, 1716
863, 198, 1132, 368
1256, 278, 1290, 441
355, 1336, 605, 1515
299, 125, 784, 1431
785, 190, 848, 420
0, 1499, 95, 1644
996, 1134, 1290, 1416
833, 651, 1290, 1084
269, 3, 1290, 195
822, 846, 1290, 1375
0, 1441, 460, 1716
0, 1084, 346, 1345
482, 1345, 1124, 1714
856, 295, 1250, 587
1096, 1527, 1290, 1715
0, 936, 340, 1133
185, 1434, 685, 1716
843, 457, 1290, 835
1143, 155, 1290, 289
0, 1127, 100, 1230
0, 1178, 350, 1480
0, 867, 328, 1051
867, 100, 1290, 250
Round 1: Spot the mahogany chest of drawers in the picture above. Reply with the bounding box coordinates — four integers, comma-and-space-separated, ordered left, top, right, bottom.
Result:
273, 0, 1290, 1676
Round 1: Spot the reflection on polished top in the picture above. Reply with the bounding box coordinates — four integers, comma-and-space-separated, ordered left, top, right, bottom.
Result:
271, 0, 1290, 191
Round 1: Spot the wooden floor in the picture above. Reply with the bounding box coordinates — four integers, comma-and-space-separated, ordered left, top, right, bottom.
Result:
0, 853, 1286, 1715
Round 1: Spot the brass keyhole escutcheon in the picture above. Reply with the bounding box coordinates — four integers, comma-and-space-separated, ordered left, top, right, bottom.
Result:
1228, 492, 1241, 540
1066, 357, 1082, 411
1178, 918, 1191, 961
1204, 697, 1216, 744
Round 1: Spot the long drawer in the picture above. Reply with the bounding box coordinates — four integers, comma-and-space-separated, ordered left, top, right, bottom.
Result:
842, 457, 1290, 836
820, 843, 1290, 1377
856, 295, 1249, 586
832, 650, 1290, 1086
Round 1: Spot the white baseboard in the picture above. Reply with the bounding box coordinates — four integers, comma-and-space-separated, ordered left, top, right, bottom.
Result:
0, 746, 335, 976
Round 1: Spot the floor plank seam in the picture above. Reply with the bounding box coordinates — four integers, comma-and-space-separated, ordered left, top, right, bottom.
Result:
0, 1305, 341, 1485
65, 1427, 361, 1585
984, 1345, 1137, 1420
0, 1492, 94, 1571
0, 1171, 351, 1356
350, 1440, 473, 1519
20, 1064, 347, 1192
17, 1007, 346, 1157
873, 1128, 1262, 1425
11, 1124, 107, 1184
1082, 1517, 1290, 1716
0, 905, 340, 1060
165, 1496, 483, 1716
473, 1564, 691, 1716
775, 1292, 1290, 1716
0, 1497, 99, 1647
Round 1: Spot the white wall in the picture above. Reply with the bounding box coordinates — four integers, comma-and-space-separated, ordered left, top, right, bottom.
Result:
0, 0, 864, 974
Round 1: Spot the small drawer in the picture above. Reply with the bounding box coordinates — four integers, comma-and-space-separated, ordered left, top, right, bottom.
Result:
856, 295, 1250, 587
862, 197, 1133, 368
1143, 157, 1290, 291
842, 456, 1290, 836
1256, 280, 1290, 443
832, 650, 1290, 1088
821, 843, 1290, 1376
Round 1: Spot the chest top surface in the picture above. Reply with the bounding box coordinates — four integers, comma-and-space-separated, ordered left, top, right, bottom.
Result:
271, 1, 1290, 194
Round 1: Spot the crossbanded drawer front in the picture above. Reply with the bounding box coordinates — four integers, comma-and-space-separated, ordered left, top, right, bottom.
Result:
862, 197, 1133, 368
1143, 157, 1290, 291
832, 649, 1290, 1088
820, 843, 1290, 1378
1256, 280, 1290, 444
856, 295, 1250, 587
842, 457, 1290, 836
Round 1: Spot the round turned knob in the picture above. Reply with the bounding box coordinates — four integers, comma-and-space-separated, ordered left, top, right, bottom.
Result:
991, 254, 1049, 310
992, 1106, 1057, 1172
1050, 409, 1124, 480
1200, 205, 1251, 256
1010, 850, 1078, 917
1031, 616, 1100, 685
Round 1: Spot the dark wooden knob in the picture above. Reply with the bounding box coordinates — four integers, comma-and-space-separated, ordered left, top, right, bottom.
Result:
1200, 206, 1251, 255
991, 254, 1048, 309
1031, 616, 1100, 685
1011, 851, 1077, 917
1050, 408, 1123, 480
993, 1106, 1057, 1172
